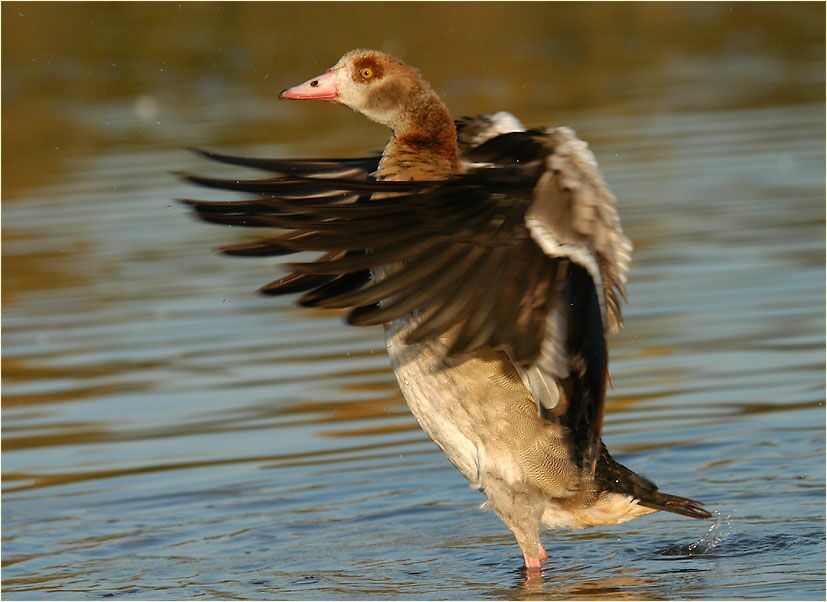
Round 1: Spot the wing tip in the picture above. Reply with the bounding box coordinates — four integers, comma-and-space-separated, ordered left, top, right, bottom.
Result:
172, 171, 208, 186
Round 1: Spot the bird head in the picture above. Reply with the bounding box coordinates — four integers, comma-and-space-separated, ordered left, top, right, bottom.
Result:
279, 49, 427, 132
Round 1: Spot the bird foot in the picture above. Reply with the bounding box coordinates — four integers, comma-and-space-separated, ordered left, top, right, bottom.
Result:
523, 544, 549, 574
523, 554, 543, 570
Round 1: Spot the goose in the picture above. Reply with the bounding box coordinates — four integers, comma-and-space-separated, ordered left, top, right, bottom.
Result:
181, 49, 712, 571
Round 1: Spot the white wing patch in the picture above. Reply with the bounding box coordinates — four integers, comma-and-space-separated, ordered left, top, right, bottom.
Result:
527, 127, 632, 334
525, 215, 606, 320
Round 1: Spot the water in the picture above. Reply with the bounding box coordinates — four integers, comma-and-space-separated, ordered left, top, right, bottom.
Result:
3, 3, 824, 599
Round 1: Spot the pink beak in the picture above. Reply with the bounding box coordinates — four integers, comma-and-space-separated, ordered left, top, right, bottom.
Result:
279, 69, 338, 101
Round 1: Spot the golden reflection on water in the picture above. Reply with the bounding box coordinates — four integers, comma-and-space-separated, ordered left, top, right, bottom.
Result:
3, 3, 822, 199
4, 435, 429, 494
1, 232, 94, 305
511, 570, 655, 601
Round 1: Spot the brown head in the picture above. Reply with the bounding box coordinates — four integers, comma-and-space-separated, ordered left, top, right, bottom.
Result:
280, 49, 458, 161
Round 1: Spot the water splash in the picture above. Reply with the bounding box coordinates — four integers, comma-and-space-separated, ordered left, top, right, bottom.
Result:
657, 509, 735, 559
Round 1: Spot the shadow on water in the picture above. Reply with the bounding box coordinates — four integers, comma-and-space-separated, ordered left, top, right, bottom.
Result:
2, 2, 825, 600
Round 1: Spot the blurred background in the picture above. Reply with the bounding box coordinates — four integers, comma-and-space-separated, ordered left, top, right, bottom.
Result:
3, 2, 824, 599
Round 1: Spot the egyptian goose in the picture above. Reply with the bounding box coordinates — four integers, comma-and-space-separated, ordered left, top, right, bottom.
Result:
182, 49, 711, 571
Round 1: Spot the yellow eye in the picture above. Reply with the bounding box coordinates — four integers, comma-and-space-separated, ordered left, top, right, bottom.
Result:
359, 67, 373, 79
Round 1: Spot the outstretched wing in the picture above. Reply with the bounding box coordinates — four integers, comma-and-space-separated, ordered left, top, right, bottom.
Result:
181, 147, 556, 363
456, 116, 632, 472
182, 121, 631, 473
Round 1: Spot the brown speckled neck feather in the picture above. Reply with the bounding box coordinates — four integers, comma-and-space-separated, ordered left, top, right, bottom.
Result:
376, 74, 460, 181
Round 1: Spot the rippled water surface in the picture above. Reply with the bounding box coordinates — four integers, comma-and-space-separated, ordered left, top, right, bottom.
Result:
3, 3, 825, 599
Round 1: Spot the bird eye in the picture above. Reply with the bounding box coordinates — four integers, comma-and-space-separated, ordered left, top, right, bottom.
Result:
359, 67, 373, 80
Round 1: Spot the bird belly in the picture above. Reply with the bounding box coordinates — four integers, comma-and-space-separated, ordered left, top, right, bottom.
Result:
383, 314, 578, 499
384, 318, 483, 487
384, 318, 654, 535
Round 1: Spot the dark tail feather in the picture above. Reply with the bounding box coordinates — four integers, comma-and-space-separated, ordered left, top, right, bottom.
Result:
637, 490, 712, 520
595, 443, 712, 520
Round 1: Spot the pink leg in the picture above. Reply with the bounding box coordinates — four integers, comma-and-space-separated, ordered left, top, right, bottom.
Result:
523, 553, 543, 570
523, 553, 543, 579
523, 542, 548, 574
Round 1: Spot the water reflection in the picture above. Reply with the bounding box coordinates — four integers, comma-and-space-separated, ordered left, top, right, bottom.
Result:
3, 2, 825, 600
509, 569, 657, 601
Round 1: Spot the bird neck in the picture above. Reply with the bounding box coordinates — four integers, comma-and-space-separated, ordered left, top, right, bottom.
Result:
377, 85, 460, 182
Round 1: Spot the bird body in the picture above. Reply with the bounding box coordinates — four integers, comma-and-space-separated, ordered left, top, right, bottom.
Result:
377, 116, 654, 567
182, 49, 711, 571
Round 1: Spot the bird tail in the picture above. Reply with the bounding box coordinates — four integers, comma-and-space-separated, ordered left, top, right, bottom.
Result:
595, 443, 712, 520
636, 489, 712, 519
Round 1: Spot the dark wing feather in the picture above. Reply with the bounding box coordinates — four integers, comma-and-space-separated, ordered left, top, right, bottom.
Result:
188, 147, 380, 175
183, 128, 630, 474
299, 269, 371, 307
260, 272, 336, 295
